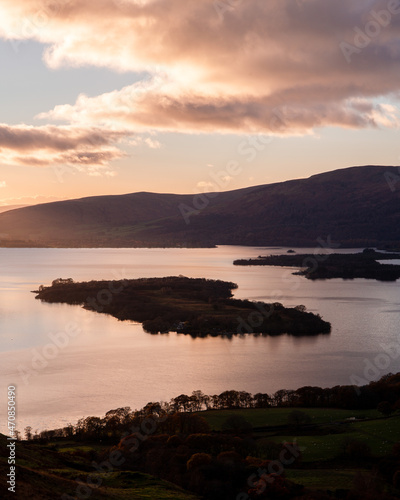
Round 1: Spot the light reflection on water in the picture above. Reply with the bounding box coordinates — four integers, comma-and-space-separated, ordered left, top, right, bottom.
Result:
0, 246, 399, 433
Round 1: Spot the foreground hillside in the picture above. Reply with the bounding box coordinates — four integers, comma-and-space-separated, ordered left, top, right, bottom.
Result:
3, 373, 400, 499
0, 433, 198, 499
0, 165, 399, 247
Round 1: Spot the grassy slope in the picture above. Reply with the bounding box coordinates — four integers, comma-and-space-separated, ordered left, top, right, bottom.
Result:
0, 434, 198, 500
265, 417, 400, 462
284, 469, 369, 490
199, 407, 380, 429
199, 408, 400, 492
200, 408, 399, 459
2, 409, 400, 497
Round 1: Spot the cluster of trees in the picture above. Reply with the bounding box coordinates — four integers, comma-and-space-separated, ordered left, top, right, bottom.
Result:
20, 373, 400, 499
25, 373, 400, 444
234, 249, 400, 282
143, 373, 400, 415
35, 276, 330, 336
31, 409, 400, 500
111, 414, 304, 500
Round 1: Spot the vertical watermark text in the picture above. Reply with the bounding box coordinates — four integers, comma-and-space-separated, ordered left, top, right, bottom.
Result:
6, 385, 17, 493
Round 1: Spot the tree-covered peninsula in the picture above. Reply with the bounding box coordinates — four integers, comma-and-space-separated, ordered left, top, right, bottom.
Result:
34, 276, 331, 336
234, 249, 400, 281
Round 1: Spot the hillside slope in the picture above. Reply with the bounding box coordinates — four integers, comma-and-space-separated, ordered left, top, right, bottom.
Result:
0, 205, 26, 214
0, 186, 258, 247
145, 165, 400, 247
0, 434, 198, 499
0, 165, 398, 247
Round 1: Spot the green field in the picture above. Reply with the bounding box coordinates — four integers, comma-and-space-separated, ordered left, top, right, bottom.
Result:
269, 416, 400, 462
199, 408, 400, 465
285, 468, 368, 490
199, 407, 380, 430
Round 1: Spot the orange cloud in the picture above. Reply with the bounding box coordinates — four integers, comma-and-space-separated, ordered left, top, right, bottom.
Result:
39, 79, 400, 135
1, 0, 400, 134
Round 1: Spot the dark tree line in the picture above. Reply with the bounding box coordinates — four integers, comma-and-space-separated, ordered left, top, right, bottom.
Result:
21, 373, 400, 500
26, 373, 400, 444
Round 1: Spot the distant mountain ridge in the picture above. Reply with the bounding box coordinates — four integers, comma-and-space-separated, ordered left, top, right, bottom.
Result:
0, 204, 26, 214
0, 165, 399, 248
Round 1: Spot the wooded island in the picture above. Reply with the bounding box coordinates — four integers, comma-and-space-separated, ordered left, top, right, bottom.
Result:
34, 276, 331, 336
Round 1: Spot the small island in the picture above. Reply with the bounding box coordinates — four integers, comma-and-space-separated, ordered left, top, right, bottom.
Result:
234, 249, 400, 281
34, 276, 331, 336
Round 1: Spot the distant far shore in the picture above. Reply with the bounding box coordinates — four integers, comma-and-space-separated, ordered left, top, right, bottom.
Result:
234, 248, 400, 282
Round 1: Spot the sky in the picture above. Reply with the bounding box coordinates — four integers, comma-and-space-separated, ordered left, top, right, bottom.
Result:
0, 0, 400, 206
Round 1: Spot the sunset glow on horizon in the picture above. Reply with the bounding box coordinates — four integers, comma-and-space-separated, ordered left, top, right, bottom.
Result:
1, 4, 400, 493
1, 0, 400, 206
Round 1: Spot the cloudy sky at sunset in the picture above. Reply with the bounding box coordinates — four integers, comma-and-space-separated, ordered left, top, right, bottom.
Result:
0, 0, 400, 206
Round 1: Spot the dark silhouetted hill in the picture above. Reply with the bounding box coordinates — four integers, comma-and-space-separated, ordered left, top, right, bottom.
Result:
0, 205, 26, 214
0, 166, 399, 247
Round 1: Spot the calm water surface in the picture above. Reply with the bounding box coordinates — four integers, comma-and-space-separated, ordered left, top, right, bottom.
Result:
0, 246, 399, 433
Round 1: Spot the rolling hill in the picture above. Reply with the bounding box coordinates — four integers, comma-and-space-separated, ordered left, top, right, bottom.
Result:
0, 205, 26, 214
0, 165, 399, 248
0, 433, 199, 500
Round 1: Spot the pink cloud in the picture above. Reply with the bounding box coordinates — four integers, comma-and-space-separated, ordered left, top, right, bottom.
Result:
0, 124, 127, 173
1, 0, 400, 134
39, 79, 400, 135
